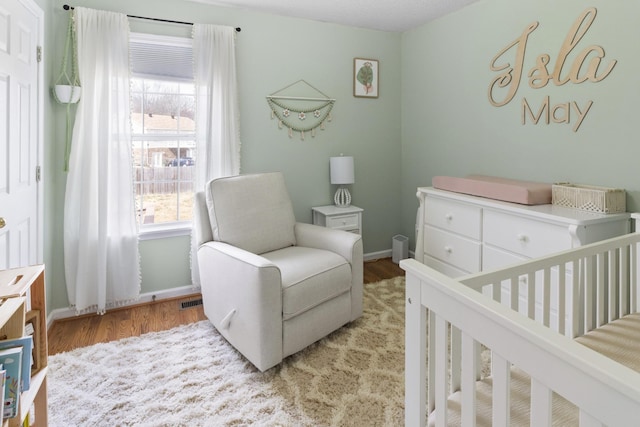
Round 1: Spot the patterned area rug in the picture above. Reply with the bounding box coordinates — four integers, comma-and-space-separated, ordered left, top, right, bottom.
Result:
48, 277, 406, 426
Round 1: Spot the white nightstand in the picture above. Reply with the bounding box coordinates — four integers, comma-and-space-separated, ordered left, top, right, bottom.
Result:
312, 205, 363, 235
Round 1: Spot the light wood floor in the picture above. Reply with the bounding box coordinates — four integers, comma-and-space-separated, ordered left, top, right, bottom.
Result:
48, 257, 405, 355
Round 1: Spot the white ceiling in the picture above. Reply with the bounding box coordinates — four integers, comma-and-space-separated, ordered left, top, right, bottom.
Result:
189, 0, 482, 32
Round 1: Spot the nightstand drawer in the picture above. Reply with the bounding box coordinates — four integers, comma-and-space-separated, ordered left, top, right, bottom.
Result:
484, 209, 570, 259
425, 197, 481, 239
424, 225, 481, 273
326, 214, 359, 230
312, 205, 363, 235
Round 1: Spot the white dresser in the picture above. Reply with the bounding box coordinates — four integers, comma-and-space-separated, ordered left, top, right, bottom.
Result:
416, 187, 631, 278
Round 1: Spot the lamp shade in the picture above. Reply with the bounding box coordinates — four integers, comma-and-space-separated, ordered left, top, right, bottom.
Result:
330, 156, 355, 185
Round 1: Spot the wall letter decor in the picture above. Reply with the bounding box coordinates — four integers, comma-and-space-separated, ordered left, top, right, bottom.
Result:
488, 7, 617, 132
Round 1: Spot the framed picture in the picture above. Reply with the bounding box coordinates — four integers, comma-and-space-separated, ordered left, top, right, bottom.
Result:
353, 58, 379, 98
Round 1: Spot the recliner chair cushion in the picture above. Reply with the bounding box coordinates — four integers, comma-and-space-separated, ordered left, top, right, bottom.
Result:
263, 246, 352, 321
205, 172, 297, 254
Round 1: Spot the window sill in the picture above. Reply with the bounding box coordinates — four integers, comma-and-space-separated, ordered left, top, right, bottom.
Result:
139, 222, 192, 241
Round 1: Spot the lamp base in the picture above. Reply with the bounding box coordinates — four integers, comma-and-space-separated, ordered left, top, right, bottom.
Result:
334, 187, 351, 207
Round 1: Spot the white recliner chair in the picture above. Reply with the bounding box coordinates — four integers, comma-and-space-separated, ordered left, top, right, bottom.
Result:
193, 172, 363, 371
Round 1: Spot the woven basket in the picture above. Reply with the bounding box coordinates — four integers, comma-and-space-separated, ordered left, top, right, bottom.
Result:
552, 183, 626, 214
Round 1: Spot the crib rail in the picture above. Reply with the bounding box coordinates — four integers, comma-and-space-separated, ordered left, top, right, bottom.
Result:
461, 232, 640, 337
401, 230, 640, 427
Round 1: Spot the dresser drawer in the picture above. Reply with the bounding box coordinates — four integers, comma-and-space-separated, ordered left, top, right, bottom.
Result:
425, 197, 481, 239
326, 213, 359, 230
424, 255, 469, 278
483, 244, 526, 271
424, 225, 481, 273
483, 210, 570, 258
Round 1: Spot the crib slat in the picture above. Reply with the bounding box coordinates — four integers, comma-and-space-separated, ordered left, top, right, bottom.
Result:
510, 276, 519, 312
461, 332, 477, 427
428, 310, 436, 414
607, 249, 618, 323
435, 315, 449, 427
475, 344, 482, 381
571, 259, 581, 338
585, 255, 595, 332
542, 267, 551, 327
492, 352, 510, 427
451, 326, 461, 393
620, 245, 629, 317
530, 378, 552, 426
558, 263, 566, 335
527, 272, 535, 320
596, 252, 605, 328
578, 257, 597, 335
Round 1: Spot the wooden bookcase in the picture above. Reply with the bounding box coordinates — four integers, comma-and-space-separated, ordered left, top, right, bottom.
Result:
0, 265, 48, 427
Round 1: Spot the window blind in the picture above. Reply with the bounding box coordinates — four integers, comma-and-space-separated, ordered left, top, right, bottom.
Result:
129, 33, 193, 80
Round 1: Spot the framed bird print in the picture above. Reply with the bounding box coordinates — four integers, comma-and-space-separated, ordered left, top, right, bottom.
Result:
353, 58, 379, 98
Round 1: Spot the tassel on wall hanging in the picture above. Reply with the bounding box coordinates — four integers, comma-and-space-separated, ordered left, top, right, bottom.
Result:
266, 80, 335, 140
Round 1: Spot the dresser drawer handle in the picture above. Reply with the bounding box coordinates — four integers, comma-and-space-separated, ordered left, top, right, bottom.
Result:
444, 246, 453, 254
517, 234, 529, 243
445, 214, 453, 221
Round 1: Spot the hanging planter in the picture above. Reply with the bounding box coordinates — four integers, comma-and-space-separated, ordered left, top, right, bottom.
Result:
53, 10, 80, 104
53, 10, 81, 171
53, 84, 81, 104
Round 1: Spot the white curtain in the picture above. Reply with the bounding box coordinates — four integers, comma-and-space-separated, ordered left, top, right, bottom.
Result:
63, 7, 140, 314
191, 24, 241, 287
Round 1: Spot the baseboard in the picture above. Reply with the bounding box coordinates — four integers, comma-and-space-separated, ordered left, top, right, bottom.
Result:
364, 249, 392, 261
47, 284, 200, 327
364, 249, 415, 262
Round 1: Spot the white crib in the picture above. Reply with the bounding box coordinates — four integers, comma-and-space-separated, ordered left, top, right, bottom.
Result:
401, 217, 640, 426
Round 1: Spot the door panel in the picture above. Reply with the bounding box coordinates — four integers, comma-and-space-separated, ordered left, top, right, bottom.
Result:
0, 0, 42, 270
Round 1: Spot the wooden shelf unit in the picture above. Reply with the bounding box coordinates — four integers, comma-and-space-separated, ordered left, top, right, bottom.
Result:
0, 265, 48, 427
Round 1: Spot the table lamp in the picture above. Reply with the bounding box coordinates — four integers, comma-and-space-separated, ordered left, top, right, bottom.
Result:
330, 155, 354, 207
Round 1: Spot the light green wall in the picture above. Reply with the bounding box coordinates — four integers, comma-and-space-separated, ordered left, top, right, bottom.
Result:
46, 0, 635, 315
400, 0, 640, 250
44, 0, 402, 312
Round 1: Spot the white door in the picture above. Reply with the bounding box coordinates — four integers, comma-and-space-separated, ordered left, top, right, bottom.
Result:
0, 0, 43, 270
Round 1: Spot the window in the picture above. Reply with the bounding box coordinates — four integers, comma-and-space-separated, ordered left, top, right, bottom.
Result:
129, 33, 195, 235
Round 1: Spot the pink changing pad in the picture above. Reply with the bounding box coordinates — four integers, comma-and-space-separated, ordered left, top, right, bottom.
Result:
432, 175, 552, 205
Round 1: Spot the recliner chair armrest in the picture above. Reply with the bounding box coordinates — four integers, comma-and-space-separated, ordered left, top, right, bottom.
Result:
295, 222, 362, 263
295, 223, 363, 322
200, 240, 277, 269
197, 241, 284, 371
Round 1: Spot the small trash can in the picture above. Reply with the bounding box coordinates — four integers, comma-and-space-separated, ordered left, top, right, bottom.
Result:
392, 234, 409, 264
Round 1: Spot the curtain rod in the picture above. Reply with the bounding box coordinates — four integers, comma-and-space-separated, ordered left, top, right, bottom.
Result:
62, 4, 241, 32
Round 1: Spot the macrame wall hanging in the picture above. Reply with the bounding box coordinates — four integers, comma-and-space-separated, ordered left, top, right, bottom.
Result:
266, 80, 335, 140
53, 10, 81, 172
